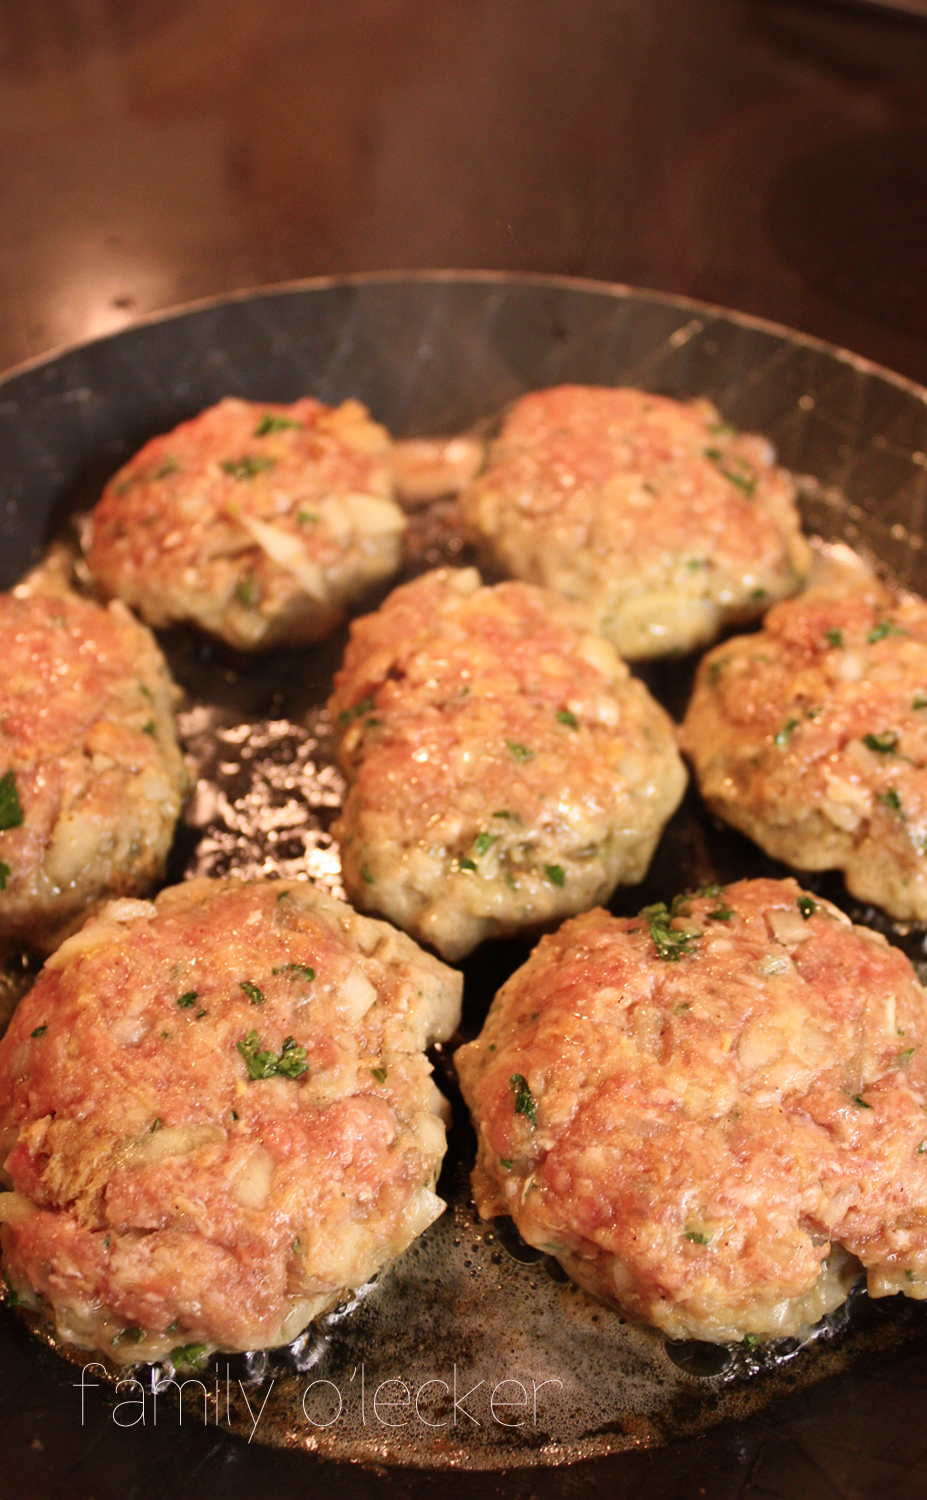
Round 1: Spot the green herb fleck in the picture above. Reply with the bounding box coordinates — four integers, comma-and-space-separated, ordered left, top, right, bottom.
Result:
906, 1269, 917, 1283
474, 832, 500, 857
237, 1030, 308, 1081
510, 1073, 537, 1127
868, 618, 907, 644
879, 788, 904, 815
544, 864, 566, 887
750, 588, 767, 601
914, 695, 927, 711
556, 710, 579, 730
775, 718, 799, 746
296, 509, 319, 526
0, 861, 9, 891
239, 980, 266, 1006
177, 990, 198, 1009
292, 1237, 302, 1254
142, 719, 156, 735
272, 963, 315, 983
170, 1343, 209, 1369
684, 1229, 711, 1245
708, 656, 729, 686
825, 628, 844, 648
797, 896, 816, 919
113, 1326, 146, 1347
370, 1066, 388, 1083
151, 1118, 161, 1132
703, 447, 757, 497
492, 809, 521, 822
641, 902, 701, 962
863, 731, 899, 754
220, 454, 277, 480
506, 741, 534, 763
235, 576, 256, 608
154, 458, 180, 480
706, 903, 734, 922
458, 857, 478, 872
30, 1024, 46, 1038
500, 1158, 513, 1171
673, 1003, 691, 1015
742, 1334, 760, 1349
898, 1048, 915, 1066
852, 1094, 873, 1109
0, 771, 24, 831
255, 413, 301, 436
360, 865, 375, 885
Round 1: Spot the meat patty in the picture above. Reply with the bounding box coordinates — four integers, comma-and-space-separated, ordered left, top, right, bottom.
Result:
84, 396, 406, 650
0, 590, 187, 955
0, 877, 461, 1364
459, 385, 811, 660
456, 877, 927, 1344
681, 585, 927, 923
329, 568, 687, 961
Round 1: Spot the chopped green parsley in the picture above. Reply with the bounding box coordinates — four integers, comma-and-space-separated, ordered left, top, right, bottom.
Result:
220, 454, 277, 480
370, 1066, 388, 1083
170, 1343, 209, 1369
0, 862, 10, 891
684, 1229, 711, 1245
544, 864, 566, 887
0, 771, 24, 832
796, 896, 816, 919
862, 731, 899, 754
254, 413, 301, 436
30, 1024, 46, 1038
239, 980, 266, 1006
852, 1094, 873, 1109
510, 1073, 538, 1127
556, 710, 579, 730
153, 458, 180, 480
237, 1030, 308, 1081
506, 741, 534, 763
474, 832, 501, 857
868, 618, 907, 644
177, 990, 198, 1008
458, 857, 478, 872
879, 788, 904, 815
702, 447, 757, 497
272, 963, 316, 982
775, 718, 799, 747
641, 902, 701, 962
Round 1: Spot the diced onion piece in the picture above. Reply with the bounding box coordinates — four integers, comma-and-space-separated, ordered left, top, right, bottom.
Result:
341, 492, 406, 537
336, 965, 377, 1024
235, 514, 327, 600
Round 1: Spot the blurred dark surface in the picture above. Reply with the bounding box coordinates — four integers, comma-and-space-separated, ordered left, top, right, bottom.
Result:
2, 0, 927, 382
4, 2, 927, 1497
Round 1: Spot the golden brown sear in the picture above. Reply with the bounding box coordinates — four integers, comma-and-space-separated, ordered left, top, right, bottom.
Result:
0, 589, 187, 954
85, 396, 406, 650
329, 567, 687, 961
0, 878, 462, 1364
681, 584, 927, 922
457, 878, 927, 1344
459, 384, 810, 659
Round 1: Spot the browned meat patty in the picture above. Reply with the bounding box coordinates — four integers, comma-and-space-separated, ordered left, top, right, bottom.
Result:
329, 568, 687, 961
84, 396, 406, 650
459, 385, 811, 659
0, 589, 187, 955
681, 584, 927, 922
456, 878, 927, 1343
0, 877, 461, 1364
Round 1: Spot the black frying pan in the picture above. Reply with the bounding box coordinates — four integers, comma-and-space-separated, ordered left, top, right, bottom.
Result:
3, 273, 927, 1500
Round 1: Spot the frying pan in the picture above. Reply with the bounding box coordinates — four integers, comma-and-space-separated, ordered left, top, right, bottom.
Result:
3, 272, 927, 1499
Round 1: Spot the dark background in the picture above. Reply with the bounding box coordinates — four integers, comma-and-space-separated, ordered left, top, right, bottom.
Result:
4, 2, 927, 1496
2, 0, 927, 384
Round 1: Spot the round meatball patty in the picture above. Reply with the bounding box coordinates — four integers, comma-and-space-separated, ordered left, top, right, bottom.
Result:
329, 568, 687, 961
459, 385, 811, 660
681, 585, 927, 923
0, 878, 461, 1364
0, 590, 187, 955
456, 878, 927, 1344
85, 396, 406, 650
